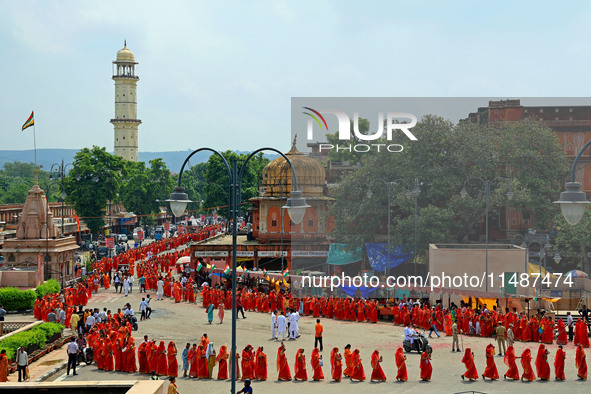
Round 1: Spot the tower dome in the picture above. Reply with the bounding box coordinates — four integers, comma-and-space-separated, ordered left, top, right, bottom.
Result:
116, 42, 135, 63
262, 136, 326, 198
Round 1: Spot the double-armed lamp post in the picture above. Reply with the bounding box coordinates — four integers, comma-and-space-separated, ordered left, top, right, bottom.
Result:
167, 147, 309, 394
555, 140, 591, 225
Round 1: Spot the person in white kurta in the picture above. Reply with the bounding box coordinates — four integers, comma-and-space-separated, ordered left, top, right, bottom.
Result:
288, 311, 299, 340
123, 277, 129, 297
157, 279, 164, 300
271, 311, 278, 339
277, 312, 287, 340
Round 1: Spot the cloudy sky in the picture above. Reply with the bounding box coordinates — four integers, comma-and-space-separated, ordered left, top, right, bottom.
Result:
1, 0, 590, 154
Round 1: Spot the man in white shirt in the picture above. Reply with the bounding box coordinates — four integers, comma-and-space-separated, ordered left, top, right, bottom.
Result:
85, 314, 96, 332
271, 310, 278, 339
66, 338, 78, 375
288, 310, 299, 340
277, 311, 287, 340
16, 347, 28, 382
123, 276, 129, 297
140, 298, 147, 321
404, 322, 419, 350
128, 275, 134, 293
157, 278, 164, 300
567, 312, 574, 342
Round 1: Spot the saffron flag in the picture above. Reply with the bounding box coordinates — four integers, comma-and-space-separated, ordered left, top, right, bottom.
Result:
282, 268, 289, 277
223, 265, 231, 276
22, 111, 34, 131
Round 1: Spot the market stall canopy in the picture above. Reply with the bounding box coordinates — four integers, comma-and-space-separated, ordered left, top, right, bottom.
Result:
527, 262, 557, 277
176, 256, 191, 265
365, 243, 411, 271
327, 243, 362, 265
565, 269, 588, 278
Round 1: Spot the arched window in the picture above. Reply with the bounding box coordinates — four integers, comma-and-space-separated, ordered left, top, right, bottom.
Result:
267, 206, 281, 233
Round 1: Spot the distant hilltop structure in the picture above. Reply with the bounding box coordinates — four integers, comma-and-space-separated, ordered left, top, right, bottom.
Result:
111, 41, 141, 162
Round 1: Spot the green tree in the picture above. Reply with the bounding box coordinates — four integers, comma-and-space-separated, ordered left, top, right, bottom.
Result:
326, 117, 371, 165
180, 162, 207, 212
120, 158, 174, 225
553, 212, 591, 274
64, 147, 125, 237
329, 116, 570, 260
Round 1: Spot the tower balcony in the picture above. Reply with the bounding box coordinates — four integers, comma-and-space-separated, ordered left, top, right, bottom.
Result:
110, 118, 142, 124
112, 75, 139, 80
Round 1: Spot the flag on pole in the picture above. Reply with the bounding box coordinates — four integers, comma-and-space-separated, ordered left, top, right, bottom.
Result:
197, 262, 203, 272
242, 266, 249, 276
533, 287, 537, 302
223, 264, 231, 276
22, 111, 34, 131
262, 268, 267, 277
282, 268, 289, 277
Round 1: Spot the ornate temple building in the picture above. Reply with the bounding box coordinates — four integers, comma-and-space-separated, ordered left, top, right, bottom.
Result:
0, 179, 78, 287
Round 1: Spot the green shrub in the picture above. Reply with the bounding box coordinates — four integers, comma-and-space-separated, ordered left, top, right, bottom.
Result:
35, 279, 61, 298
0, 322, 64, 361
0, 287, 36, 311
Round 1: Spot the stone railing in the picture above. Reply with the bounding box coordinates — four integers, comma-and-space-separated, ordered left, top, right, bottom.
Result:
0, 321, 40, 337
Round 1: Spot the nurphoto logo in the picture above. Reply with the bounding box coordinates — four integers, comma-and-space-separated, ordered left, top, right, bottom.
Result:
302, 107, 418, 153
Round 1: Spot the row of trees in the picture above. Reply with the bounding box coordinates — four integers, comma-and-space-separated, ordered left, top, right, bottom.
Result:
326, 116, 587, 271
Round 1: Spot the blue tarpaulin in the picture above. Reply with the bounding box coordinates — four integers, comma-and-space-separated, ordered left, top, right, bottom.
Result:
365, 243, 411, 271
327, 243, 363, 266
339, 284, 379, 298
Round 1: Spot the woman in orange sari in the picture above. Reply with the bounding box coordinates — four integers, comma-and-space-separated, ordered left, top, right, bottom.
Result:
576, 344, 587, 380
197, 345, 209, 378
370, 350, 386, 382
330, 347, 342, 382
216, 345, 229, 380
149, 340, 158, 374
482, 344, 498, 380
156, 341, 168, 376
554, 345, 566, 381
124, 337, 137, 373
343, 344, 353, 377
294, 348, 308, 381
420, 351, 432, 381
534, 344, 550, 381
556, 319, 568, 346
503, 345, 519, 380
350, 349, 365, 381
241, 345, 254, 380
103, 337, 114, 371
520, 348, 535, 382
277, 343, 291, 381
461, 347, 478, 381
173, 281, 182, 303
395, 347, 408, 381
0, 349, 9, 382
167, 341, 178, 377
255, 346, 267, 380
444, 313, 453, 336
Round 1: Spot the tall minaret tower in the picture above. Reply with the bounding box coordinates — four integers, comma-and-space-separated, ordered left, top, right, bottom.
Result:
111, 41, 141, 162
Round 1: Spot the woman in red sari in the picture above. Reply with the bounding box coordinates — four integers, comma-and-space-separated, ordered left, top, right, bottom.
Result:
156, 341, 168, 376
311, 348, 324, 381
149, 340, 158, 374
188, 344, 199, 378
370, 350, 386, 382
241, 345, 254, 380
124, 337, 137, 373
540, 317, 553, 344
294, 348, 308, 381
420, 351, 432, 381
503, 345, 519, 380
556, 319, 567, 345
520, 348, 535, 382
575, 319, 590, 348
343, 345, 353, 377
255, 346, 267, 380
350, 349, 365, 381
482, 344, 498, 380
534, 344, 550, 381
330, 347, 342, 382
173, 281, 182, 303
197, 345, 209, 378
576, 344, 587, 380
167, 341, 178, 377
216, 345, 229, 379
103, 337, 114, 371
395, 347, 408, 381
277, 343, 291, 381
554, 345, 566, 381
461, 347, 478, 381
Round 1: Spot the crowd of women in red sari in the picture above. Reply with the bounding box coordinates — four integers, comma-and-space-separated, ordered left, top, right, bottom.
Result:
460, 342, 587, 382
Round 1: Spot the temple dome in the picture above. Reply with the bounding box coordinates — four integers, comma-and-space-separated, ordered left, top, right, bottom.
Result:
116, 44, 135, 62
262, 136, 326, 198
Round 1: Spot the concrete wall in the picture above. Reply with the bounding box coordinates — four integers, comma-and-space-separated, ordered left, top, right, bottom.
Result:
428, 244, 528, 294
0, 270, 37, 288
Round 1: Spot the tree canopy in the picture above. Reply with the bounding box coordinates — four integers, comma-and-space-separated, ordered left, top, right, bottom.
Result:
328, 116, 570, 259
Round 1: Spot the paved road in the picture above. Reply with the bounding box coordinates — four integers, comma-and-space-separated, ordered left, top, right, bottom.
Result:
48, 287, 590, 393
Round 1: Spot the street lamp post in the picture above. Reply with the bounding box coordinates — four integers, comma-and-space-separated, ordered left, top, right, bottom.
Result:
45, 181, 66, 287
555, 140, 591, 225
167, 147, 308, 394
461, 178, 513, 293
49, 159, 72, 237
367, 178, 420, 277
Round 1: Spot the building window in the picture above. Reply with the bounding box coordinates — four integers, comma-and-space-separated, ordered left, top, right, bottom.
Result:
539, 109, 543, 113
512, 218, 517, 225
271, 219, 277, 227
524, 109, 528, 113
570, 108, 573, 112
555, 108, 559, 113
308, 219, 314, 228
